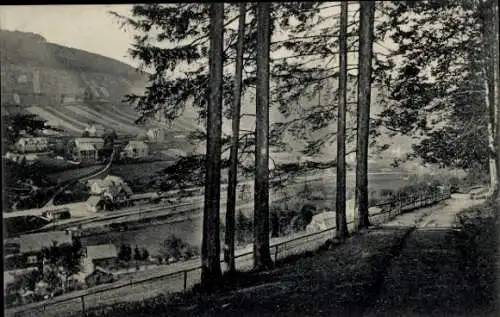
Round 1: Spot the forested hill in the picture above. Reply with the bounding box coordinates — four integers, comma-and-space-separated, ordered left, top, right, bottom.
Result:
0, 29, 147, 106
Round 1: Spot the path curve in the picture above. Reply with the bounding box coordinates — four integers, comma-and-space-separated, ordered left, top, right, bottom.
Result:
44, 150, 115, 208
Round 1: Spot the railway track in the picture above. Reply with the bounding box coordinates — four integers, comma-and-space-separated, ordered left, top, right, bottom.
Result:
37, 175, 328, 235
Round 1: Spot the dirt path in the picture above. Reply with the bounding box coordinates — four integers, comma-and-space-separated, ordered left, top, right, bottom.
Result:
361, 194, 495, 317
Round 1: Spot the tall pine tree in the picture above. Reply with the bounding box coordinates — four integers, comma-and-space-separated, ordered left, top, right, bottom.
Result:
201, 2, 224, 286
336, 1, 349, 241
254, 2, 273, 270
355, 1, 375, 229
224, 2, 247, 274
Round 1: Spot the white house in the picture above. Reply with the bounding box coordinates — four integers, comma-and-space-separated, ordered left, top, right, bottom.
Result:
146, 127, 165, 143
73, 143, 98, 161
71, 137, 104, 161
15, 137, 48, 153
73, 137, 105, 151
123, 140, 149, 159
86, 195, 103, 213
87, 179, 107, 195
86, 175, 132, 204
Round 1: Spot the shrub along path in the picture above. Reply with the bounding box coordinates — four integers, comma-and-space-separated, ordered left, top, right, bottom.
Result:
76, 193, 496, 317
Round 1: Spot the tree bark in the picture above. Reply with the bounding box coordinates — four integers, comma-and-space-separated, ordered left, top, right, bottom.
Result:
201, 2, 223, 287
336, 1, 349, 241
355, 0, 375, 230
224, 2, 246, 274
493, 1, 500, 195
480, 0, 499, 194
254, 2, 273, 270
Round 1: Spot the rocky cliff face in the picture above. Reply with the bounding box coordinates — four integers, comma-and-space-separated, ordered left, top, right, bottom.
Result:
0, 29, 147, 107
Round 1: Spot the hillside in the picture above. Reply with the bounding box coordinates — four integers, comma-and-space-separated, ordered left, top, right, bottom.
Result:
0, 29, 418, 168
0, 29, 198, 138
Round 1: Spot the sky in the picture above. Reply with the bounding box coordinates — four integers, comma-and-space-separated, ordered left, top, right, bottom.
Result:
0, 5, 138, 67
0, 4, 378, 69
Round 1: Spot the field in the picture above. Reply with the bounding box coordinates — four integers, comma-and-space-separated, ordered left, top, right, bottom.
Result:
108, 161, 177, 192
23, 102, 198, 138
46, 164, 105, 183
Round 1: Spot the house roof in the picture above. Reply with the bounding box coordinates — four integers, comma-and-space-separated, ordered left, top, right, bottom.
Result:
19, 231, 72, 254
86, 244, 118, 260
75, 137, 104, 145
75, 143, 96, 151
104, 175, 124, 186
87, 179, 106, 188
126, 140, 148, 149
86, 195, 102, 207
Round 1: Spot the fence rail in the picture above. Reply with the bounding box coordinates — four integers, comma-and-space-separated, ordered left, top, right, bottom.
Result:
6, 189, 451, 317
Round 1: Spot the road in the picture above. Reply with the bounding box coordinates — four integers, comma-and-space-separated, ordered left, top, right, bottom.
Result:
44, 150, 115, 208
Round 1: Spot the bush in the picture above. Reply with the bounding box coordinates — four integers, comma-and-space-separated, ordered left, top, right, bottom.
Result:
269, 207, 298, 238
292, 204, 316, 232
236, 211, 253, 246
162, 235, 198, 262
379, 189, 394, 197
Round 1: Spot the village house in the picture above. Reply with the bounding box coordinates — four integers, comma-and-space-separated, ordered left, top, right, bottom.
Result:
15, 137, 48, 153
85, 195, 104, 213
122, 140, 149, 159
146, 127, 165, 143
69, 137, 104, 161
73, 143, 98, 161
86, 175, 130, 195
87, 179, 109, 195
86, 175, 133, 210
17, 231, 73, 268
82, 244, 118, 274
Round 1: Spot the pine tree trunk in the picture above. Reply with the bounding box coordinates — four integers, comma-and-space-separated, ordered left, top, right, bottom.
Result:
201, 2, 223, 287
254, 2, 273, 271
493, 1, 500, 196
336, 1, 349, 241
355, 1, 375, 230
484, 75, 498, 191
481, 0, 499, 194
224, 2, 246, 274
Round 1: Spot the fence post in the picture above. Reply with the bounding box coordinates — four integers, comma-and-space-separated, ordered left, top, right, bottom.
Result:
81, 295, 85, 313
274, 245, 279, 262
183, 270, 187, 290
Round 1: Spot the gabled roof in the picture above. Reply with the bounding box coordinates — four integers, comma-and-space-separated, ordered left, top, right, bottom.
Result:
86, 244, 118, 260
104, 175, 124, 185
86, 195, 102, 207
75, 137, 104, 145
87, 179, 106, 188
19, 231, 72, 254
125, 140, 148, 149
